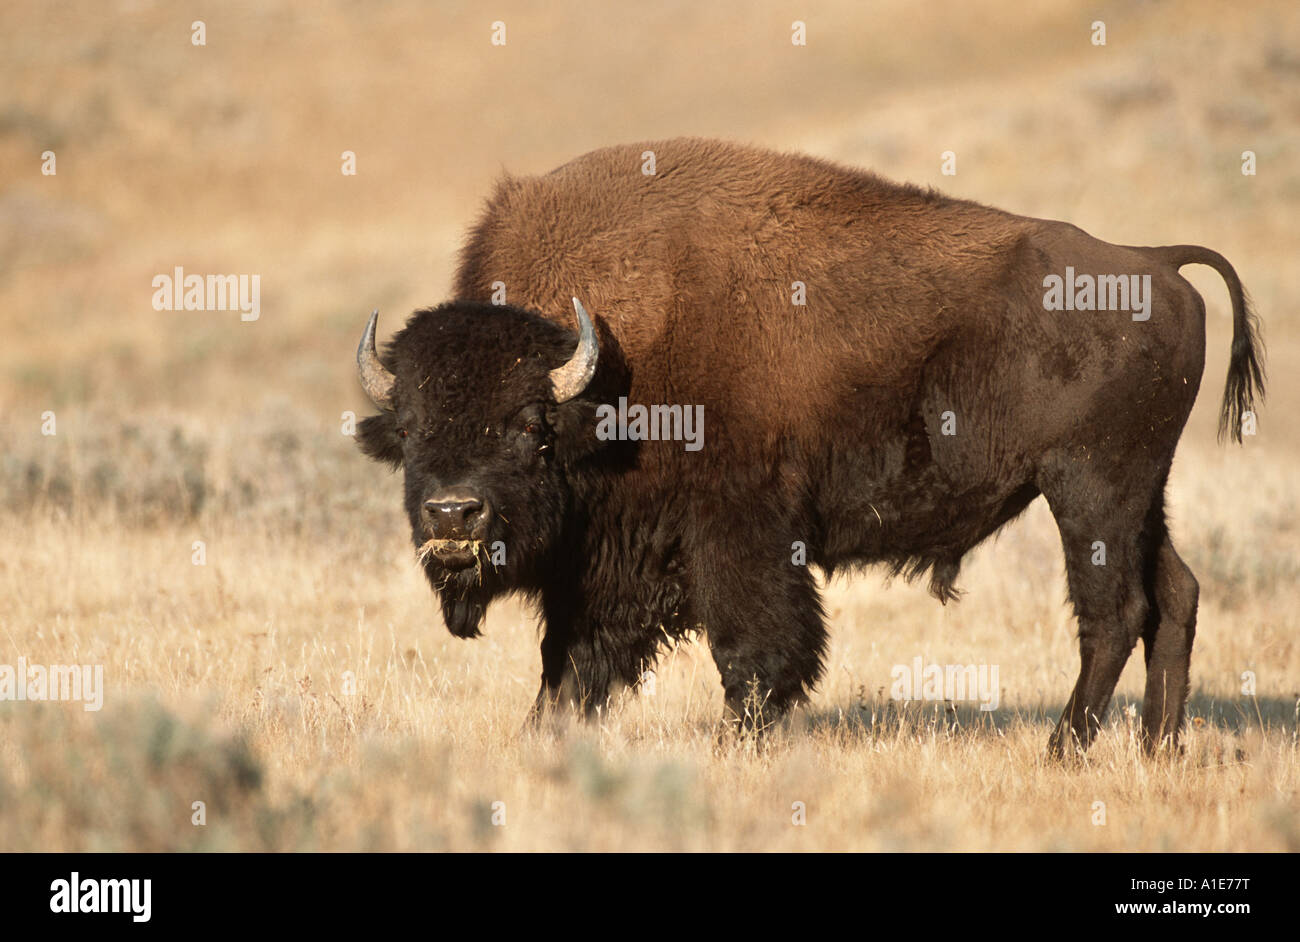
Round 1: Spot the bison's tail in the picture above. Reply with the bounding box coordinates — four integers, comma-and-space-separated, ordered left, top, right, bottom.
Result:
1150, 244, 1265, 443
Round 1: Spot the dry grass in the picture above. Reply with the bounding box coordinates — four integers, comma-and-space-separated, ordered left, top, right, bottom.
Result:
1, 0, 1297, 850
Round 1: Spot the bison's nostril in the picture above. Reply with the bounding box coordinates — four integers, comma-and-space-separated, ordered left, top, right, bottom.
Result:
425, 498, 482, 520
423, 493, 486, 538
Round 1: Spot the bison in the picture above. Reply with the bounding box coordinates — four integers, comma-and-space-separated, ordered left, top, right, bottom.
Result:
355, 138, 1263, 755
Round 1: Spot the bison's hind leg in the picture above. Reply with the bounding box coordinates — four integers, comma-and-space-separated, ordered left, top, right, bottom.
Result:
1041, 463, 1169, 758
1140, 532, 1199, 754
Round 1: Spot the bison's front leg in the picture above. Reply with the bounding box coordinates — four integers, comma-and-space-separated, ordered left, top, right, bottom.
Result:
528, 627, 617, 721
529, 584, 650, 723
695, 530, 829, 733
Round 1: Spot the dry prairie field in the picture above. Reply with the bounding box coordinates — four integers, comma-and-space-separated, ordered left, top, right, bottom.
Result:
1, 0, 1298, 853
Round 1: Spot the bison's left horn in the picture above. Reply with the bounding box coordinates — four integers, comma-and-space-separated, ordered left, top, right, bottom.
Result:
357, 308, 397, 410
549, 297, 599, 403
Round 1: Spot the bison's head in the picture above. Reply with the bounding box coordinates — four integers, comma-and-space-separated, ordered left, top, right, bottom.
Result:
355, 298, 606, 637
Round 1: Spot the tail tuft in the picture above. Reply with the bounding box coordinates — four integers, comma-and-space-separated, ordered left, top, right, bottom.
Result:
1218, 285, 1265, 444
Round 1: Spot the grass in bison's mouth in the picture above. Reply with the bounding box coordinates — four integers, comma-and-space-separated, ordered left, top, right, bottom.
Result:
416, 538, 487, 583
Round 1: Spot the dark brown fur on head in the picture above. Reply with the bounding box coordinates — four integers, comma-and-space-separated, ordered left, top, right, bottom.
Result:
357, 301, 618, 638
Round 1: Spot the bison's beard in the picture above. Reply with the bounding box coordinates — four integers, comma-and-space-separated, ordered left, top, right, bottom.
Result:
416, 539, 495, 639
440, 591, 486, 639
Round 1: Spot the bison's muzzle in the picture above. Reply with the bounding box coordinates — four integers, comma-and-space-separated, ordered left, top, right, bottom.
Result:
419, 488, 491, 570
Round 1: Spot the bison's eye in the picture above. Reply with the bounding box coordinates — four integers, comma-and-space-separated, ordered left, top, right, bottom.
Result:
397, 427, 408, 439
512, 408, 548, 446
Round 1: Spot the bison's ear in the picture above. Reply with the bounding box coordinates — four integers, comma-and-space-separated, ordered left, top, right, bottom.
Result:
550, 399, 612, 464
356, 412, 403, 467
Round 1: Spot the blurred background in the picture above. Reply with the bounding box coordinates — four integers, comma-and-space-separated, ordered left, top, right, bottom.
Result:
3, 0, 1295, 432
0, 0, 1296, 851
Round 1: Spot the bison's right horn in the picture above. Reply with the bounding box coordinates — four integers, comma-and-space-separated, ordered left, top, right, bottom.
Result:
549, 297, 599, 403
357, 308, 397, 410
